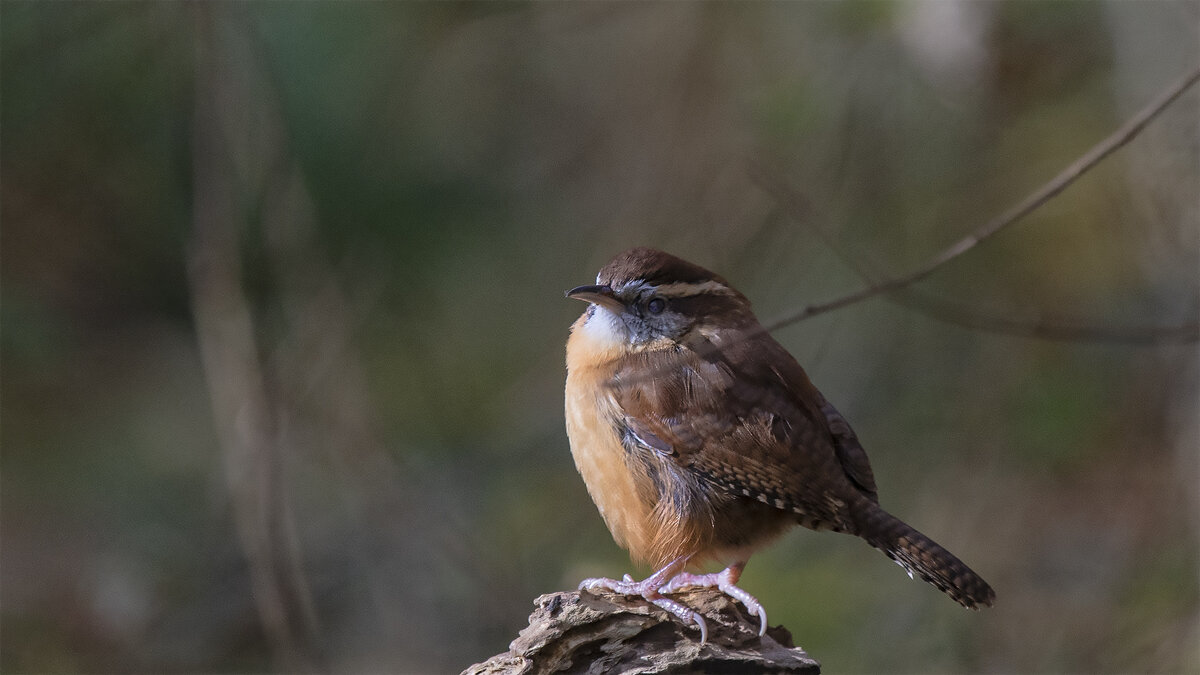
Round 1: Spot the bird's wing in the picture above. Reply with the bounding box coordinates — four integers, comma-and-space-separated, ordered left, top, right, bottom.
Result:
610, 332, 873, 528
816, 393, 878, 502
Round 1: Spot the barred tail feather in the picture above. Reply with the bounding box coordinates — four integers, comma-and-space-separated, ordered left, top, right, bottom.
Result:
853, 498, 995, 609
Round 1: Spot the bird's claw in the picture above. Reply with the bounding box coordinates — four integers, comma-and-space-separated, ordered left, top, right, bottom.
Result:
578, 574, 710, 643
659, 566, 768, 636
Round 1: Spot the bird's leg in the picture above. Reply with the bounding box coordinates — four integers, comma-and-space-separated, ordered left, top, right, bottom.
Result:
579, 555, 709, 642
659, 561, 767, 636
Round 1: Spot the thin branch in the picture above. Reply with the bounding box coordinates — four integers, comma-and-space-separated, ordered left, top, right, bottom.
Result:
893, 291, 1200, 345
753, 169, 1200, 345
757, 63, 1200, 334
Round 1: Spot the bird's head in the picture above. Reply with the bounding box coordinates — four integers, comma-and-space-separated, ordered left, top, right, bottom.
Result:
567, 247, 754, 350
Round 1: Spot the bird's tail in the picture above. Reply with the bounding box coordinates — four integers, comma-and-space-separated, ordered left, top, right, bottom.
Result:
852, 497, 995, 609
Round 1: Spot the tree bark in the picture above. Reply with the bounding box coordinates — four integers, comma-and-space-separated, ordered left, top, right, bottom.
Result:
463, 588, 819, 675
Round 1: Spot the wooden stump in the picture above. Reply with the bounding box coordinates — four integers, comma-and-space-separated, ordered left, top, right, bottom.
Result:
463, 588, 820, 674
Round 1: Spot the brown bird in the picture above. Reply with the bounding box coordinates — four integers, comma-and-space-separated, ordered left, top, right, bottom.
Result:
564, 247, 994, 642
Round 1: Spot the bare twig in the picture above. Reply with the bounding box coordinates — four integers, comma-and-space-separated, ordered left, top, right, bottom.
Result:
754, 171, 1200, 345
892, 291, 1200, 345
757, 64, 1200, 335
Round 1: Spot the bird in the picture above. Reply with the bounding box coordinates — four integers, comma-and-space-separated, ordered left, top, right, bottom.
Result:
563, 247, 994, 642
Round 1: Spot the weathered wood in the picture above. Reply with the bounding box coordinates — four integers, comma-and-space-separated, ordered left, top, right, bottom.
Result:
463, 588, 819, 674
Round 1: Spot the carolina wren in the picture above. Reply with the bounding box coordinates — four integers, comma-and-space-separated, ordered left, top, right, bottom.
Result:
564, 247, 994, 641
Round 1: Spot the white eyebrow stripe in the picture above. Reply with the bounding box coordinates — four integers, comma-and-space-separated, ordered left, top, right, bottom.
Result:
653, 280, 736, 298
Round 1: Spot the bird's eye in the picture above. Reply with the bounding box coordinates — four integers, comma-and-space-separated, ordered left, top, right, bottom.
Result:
646, 297, 666, 315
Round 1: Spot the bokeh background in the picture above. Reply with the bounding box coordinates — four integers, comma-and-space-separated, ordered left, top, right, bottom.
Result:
3, 2, 1198, 673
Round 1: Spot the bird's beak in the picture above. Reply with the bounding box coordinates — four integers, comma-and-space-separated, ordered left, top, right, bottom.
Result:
566, 284, 624, 313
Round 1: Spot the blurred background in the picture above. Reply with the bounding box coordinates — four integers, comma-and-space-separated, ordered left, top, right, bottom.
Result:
2, 2, 1198, 673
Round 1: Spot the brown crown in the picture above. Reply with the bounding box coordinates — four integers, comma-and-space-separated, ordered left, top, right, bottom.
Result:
596, 247, 730, 288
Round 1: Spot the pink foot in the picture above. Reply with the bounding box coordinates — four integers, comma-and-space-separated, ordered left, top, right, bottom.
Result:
579, 556, 710, 643
659, 562, 767, 636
